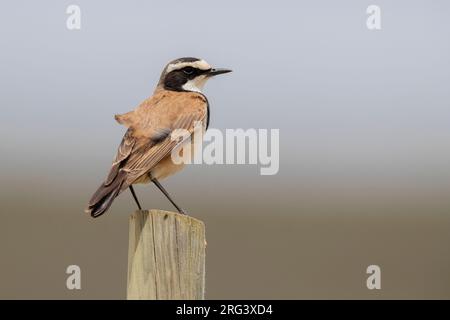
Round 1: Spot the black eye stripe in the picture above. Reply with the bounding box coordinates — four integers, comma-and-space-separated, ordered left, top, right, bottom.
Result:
164, 66, 211, 91
179, 66, 211, 76
183, 67, 194, 74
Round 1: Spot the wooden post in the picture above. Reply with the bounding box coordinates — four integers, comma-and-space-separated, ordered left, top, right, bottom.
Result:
127, 209, 206, 300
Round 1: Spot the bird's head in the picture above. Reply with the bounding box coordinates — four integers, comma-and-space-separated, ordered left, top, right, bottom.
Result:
157, 57, 232, 93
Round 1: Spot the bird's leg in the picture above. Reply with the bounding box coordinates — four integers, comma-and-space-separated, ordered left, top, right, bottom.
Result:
129, 185, 142, 210
151, 178, 187, 215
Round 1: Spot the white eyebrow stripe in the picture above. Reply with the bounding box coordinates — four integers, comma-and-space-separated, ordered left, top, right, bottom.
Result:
166, 60, 211, 73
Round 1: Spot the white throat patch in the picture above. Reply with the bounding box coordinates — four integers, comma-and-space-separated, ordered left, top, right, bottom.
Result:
182, 75, 208, 93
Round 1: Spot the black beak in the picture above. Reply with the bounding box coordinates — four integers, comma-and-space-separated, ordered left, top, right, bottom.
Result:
207, 68, 232, 77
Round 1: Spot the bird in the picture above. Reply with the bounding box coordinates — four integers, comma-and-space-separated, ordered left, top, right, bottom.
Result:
85, 57, 231, 218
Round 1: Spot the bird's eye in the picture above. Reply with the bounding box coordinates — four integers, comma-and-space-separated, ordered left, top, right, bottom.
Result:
183, 67, 194, 75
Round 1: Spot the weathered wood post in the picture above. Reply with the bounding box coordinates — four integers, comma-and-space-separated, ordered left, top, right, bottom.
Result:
127, 209, 206, 300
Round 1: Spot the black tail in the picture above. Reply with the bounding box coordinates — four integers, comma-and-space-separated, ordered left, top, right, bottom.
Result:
85, 171, 127, 218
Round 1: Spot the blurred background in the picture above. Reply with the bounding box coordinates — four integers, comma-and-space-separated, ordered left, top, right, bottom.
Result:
1, 0, 449, 299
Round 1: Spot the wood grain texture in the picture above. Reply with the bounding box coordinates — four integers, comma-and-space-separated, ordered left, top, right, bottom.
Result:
127, 210, 206, 300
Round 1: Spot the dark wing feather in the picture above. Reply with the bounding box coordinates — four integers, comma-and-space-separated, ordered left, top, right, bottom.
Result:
87, 129, 135, 208
104, 129, 135, 186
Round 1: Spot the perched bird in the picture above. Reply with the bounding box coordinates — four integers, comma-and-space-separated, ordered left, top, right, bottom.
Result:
85, 57, 231, 218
